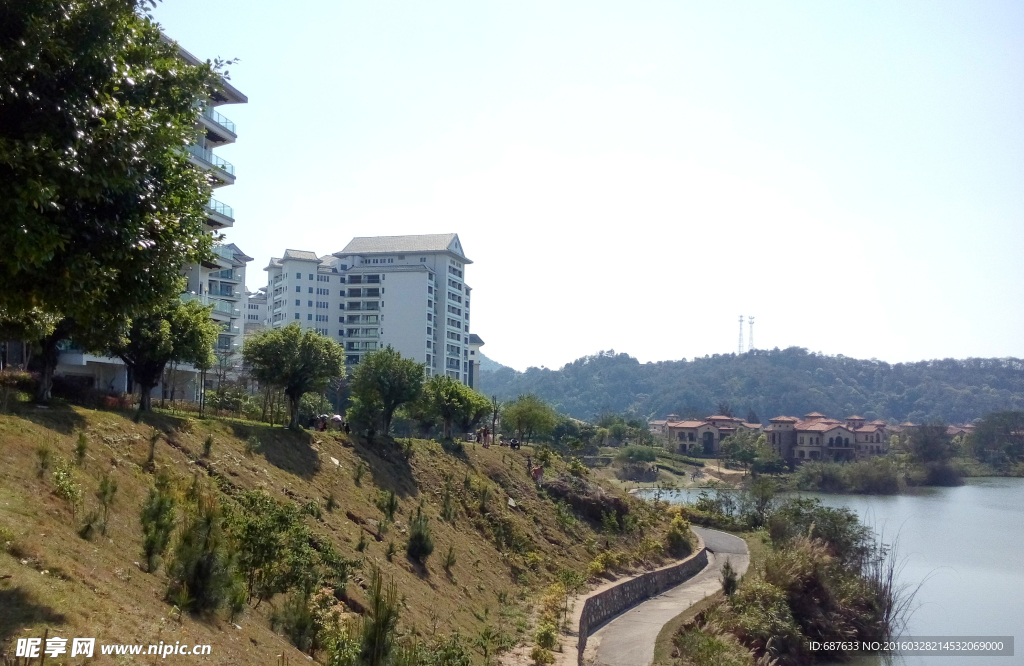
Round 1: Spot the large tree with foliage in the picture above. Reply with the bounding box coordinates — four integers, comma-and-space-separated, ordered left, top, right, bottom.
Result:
349, 346, 424, 436
503, 394, 557, 443
0, 0, 228, 399
970, 410, 1024, 465
106, 297, 218, 413
413, 374, 491, 439
242, 324, 345, 430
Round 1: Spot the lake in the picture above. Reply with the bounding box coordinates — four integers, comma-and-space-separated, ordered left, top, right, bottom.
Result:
645, 477, 1024, 665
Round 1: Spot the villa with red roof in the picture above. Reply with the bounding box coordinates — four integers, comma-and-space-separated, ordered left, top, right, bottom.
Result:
766, 412, 891, 463
653, 414, 763, 455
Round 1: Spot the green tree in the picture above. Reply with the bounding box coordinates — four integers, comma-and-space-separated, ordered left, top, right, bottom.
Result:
414, 374, 491, 439
141, 477, 177, 572
970, 411, 1024, 464
349, 346, 424, 436
503, 395, 557, 443
908, 423, 954, 464
0, 1, 227, 399
242, 324, 345, 429
106, 297, 218, 413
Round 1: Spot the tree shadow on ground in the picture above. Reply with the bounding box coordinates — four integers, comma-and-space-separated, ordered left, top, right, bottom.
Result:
226, 423, 321, 480
8, 402, 87, 436
350, 436, 418, 500
0, 587, 67, 646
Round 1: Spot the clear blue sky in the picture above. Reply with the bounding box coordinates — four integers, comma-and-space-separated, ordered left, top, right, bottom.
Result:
154, 0, 1024, 371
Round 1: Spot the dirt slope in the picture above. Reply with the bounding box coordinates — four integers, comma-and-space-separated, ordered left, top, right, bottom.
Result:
0, 404, 661, 664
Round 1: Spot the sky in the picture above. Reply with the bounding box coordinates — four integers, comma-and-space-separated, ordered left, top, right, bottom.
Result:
153, 0, 1024, 372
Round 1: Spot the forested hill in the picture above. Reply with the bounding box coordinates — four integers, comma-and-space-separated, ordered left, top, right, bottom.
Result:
478, 347, 1024, 424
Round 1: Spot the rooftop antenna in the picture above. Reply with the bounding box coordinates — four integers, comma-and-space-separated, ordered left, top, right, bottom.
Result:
738, 315, 745, 355
748, 316, 755, 351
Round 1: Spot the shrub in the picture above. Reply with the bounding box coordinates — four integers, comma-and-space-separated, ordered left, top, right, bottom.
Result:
616, 446, 657, 463
525, 552, 543, 570
354, 460, 367, 485
586, 559, 605, 579
36, 444, 53, 478
96, 474, 118, 536
530, 646, 555, 666
78, 510, 100, 541
441, 487, 456, 522
665, 514, 694, 557
140, 477, 177, 572
567, 457, 589, 477
442, 545, 457, 571
326, 494, 337, 512
166, 493, 239, 613
375, 490, 399, 521
385, 541, 396, 561
178, 418, 196, 434
74, 432, 88, 466
635, 537, 664, 564
533, 621, 558, 650
356, 531, 368, 552
52, 458, 82, 517
721, 559, 739, 596
601, 511, 619, 534
406, 507, 434, 564
202, 435, 214, 457
244, 435, 262, 457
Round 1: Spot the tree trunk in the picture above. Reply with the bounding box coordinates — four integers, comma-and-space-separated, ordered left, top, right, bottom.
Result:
34, 321, 72, 403
287, 391, 300, 429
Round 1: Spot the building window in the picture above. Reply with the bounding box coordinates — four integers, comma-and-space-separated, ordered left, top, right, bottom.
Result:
308, 300, 313, 306
295, 299, 300, 306
295, 286, 300, 292
308, 314, 313, 321
295, 272, 301, 278
295, 313, 300, 320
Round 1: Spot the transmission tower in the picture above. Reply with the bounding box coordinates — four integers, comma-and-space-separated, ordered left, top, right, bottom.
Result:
748, 316, 755, 351
738, 315, 745, 355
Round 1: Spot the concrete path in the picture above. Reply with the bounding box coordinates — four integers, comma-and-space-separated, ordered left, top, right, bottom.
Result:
586, 528, 749, 666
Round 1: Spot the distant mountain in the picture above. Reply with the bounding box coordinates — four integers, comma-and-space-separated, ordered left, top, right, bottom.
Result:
478, 352, 515, 374
477, 347, 1024, 424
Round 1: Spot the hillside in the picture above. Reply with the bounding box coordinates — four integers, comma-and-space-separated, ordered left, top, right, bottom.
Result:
0, 403, 666, 664
478, 347, 1024, 424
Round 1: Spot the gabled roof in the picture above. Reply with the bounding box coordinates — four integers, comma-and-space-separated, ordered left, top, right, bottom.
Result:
336, 234, 472, 262
264, 257, 282, 271
467, 333, 485, 345
869, 419, 887, 425
707, 415, 741, 421
845, 415, 865, 420
667, 420, 707, 429
804, 412, 827, 419
769, 416, 799, 422
283, 249, 322, 262
224, 243, 252, 263
855, 425, 884, 432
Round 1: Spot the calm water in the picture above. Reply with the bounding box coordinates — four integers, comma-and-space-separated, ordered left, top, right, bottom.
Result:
646, 478, 1024, 665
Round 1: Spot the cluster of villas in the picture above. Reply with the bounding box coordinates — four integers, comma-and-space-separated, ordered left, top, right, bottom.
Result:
651, 412, 904, 464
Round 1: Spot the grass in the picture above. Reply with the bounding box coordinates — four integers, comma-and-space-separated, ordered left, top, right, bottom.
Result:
0, 402, 652, 664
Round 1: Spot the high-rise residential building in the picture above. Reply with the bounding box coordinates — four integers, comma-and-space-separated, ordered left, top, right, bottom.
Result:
264, 234, 475, 383
244, 288, 269, 335
53, 38, 249, 399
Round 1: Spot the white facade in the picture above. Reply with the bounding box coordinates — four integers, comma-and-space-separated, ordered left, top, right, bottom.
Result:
264, 234, 475, 383
244, 288, 269, 335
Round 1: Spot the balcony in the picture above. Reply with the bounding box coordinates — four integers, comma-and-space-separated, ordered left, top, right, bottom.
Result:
205, 198, 234, 229
180, 293, 235, 317
201, 105, 237, 139
186, 144, 235, 184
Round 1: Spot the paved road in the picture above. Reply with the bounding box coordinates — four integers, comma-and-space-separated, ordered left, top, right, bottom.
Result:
587, 528, 749, 666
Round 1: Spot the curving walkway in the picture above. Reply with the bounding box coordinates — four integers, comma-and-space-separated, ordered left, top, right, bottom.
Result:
585, 528, 749, 666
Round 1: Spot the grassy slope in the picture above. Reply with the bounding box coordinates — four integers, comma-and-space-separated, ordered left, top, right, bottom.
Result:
0, 404, 647, 664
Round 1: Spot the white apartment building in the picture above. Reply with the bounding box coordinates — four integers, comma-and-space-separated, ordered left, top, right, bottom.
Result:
264, 234, 475, 383
244, 288, 269, 335
53, 39, 249, 398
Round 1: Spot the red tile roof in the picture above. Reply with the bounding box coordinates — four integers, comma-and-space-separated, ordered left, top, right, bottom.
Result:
741, 423, 762, 429
804, 412, 827, 419
667, 420, 707, 429
707, 415, 741, 421
769, 416, 799, 422
845, 415, 865, 420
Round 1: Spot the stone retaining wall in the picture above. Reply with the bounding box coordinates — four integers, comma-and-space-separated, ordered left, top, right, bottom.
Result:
575, 547, 708, 665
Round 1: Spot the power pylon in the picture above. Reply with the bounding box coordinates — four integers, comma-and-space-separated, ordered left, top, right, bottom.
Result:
738, 315, 745, 355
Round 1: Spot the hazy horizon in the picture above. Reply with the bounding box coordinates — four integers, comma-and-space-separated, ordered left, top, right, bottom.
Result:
154, 1, 1024, 372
